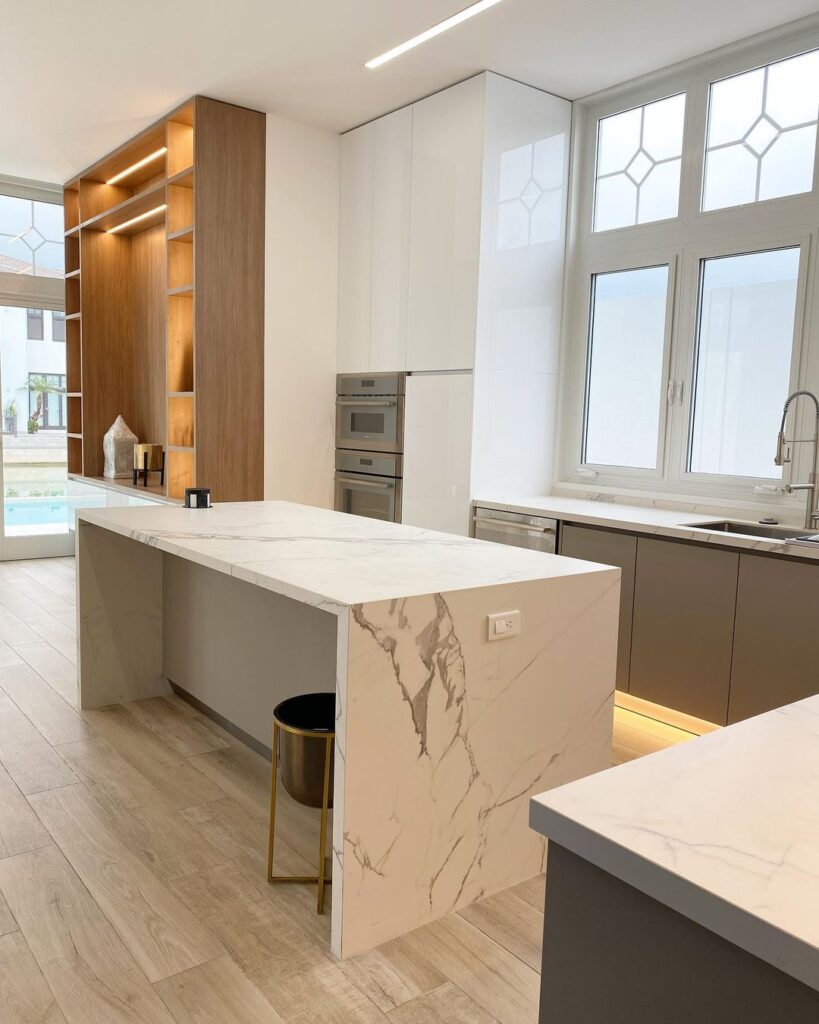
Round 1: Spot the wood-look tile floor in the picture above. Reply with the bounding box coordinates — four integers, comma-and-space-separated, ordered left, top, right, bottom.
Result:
0, 556, 694, 1024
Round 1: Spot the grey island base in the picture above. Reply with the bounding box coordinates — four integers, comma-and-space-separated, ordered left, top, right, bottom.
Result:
76, 500, 620, 959
530, 695, 819, 1023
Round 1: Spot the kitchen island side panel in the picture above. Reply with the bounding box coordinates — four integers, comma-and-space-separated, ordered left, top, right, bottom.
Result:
338, 569, 619, 958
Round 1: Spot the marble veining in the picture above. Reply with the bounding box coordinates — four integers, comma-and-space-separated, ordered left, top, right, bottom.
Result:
77, 501, 620, 961
77, 501, 612, 609
475, 494, 819, 561
531, 694, 819, 992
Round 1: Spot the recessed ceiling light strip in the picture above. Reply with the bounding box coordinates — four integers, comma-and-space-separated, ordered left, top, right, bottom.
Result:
107, 147, 167, 185
365, 0, 506, 69
108, 204, 167, 234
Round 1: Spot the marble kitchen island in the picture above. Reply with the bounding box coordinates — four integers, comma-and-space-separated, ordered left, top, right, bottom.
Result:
531, 695, 819, 1022
76, 501, 619, 958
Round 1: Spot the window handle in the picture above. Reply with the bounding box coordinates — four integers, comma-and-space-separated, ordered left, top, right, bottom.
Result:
667, 380, 685, 406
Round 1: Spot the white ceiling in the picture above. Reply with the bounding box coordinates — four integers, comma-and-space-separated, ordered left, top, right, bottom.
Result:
2, 0, 817, 183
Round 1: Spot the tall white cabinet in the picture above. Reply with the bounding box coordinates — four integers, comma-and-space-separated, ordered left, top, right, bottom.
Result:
337, 73, 571, 534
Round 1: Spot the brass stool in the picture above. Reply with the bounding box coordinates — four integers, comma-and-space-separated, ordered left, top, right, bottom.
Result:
267, 692, 335, 914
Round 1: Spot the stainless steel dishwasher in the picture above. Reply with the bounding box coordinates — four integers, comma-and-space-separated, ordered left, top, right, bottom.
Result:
472, 506, 558, 553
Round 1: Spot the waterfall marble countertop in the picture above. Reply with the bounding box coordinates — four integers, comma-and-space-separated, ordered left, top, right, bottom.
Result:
76, 500, 614, 612
474, 494, 819, 560
531, 695, 819, 991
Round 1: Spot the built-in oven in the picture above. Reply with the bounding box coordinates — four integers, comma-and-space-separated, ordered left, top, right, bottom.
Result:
334, 451, 402, 523
335, 373, 405, 453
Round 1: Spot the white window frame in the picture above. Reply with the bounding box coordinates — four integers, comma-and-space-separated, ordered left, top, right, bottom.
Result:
558, 15, 819, 512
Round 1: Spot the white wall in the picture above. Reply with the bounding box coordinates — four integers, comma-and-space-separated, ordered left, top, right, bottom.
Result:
264, 114, 340, 507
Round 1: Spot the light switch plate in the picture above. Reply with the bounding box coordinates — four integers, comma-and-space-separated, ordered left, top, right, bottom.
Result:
487, 610, 521, 642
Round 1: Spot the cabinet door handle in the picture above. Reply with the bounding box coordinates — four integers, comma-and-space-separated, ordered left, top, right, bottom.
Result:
475, 516, 555, 534
336, 400, 395, 408
337, 476, 393, 490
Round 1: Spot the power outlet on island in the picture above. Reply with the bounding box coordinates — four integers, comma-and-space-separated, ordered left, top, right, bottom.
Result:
487, 610, 521, 642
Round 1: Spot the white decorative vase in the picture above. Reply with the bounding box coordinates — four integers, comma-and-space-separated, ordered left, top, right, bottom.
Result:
103, 416, 138, 479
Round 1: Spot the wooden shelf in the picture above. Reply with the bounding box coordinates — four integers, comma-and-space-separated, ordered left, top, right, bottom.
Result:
168, 239, 193, 291
67, 395, 82, 435
81, 180, 166, 234
167, 166, 194, 188
82, 474, 167, 500
65, 94, 264, 502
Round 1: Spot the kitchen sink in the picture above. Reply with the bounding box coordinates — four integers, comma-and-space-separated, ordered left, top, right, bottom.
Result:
690, 520, 801, 541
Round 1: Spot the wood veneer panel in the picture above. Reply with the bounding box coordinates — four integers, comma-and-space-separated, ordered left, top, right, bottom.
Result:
79, 230, 134, 477
167, 184, 193, 234
167, 294, 194, 393
167, 238, 193, 290
130, 223, 166, 447
167, 448, 195, 499
167, 395, 194, 448
194, 96, 265, 500
167, 120, 194, 177
66, 319, 81, 393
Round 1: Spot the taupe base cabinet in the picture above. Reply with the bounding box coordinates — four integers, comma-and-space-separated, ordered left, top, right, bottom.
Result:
559, 522, 819, 726
560, 524, 636, 693
729, 554, 819, 723
630, 538, 737, 724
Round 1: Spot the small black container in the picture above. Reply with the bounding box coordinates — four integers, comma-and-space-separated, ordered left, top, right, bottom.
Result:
184, 487, 211, 509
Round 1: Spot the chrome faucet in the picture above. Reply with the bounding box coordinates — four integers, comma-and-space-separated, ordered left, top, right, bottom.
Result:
775, 390, 819, 530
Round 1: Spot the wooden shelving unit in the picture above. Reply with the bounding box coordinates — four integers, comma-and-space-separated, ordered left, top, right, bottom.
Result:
63, 95, 265, 501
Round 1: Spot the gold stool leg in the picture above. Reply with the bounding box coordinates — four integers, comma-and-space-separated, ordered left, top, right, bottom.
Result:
316, 734, 333, 914
267, 722, 279, 882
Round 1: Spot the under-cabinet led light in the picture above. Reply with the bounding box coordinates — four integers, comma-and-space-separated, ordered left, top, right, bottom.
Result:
365, 0, 506, 69
107, 204, 167, 234
107, 147, 167, 185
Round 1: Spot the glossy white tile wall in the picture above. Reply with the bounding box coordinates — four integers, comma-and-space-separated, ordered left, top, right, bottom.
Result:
265, 114, 340, 508
470, 76, 571, 499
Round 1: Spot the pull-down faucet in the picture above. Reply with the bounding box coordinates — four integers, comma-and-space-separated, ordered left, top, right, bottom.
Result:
775, 390, 819, 530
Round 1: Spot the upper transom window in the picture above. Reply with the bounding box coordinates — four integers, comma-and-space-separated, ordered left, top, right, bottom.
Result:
702, 49, 819, 211
593, 93, 686, 232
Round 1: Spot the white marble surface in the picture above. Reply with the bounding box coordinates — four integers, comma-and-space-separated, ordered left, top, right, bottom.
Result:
76, 500, 614, 611
77, 501, 620, 960
340, 570, 619, 956
531, 695, 819, 991
474, 494, 819, 560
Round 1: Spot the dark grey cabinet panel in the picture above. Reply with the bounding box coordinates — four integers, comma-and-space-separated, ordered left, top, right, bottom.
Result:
729, 554, 819, 723
560, 524, 637, 693
630, 538, 738, 724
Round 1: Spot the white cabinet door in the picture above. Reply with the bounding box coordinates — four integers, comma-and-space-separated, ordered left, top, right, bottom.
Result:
402, 373, 474, 535
406, 77, 484, 372
370, 107, 412, 372
337, 123, 374, 373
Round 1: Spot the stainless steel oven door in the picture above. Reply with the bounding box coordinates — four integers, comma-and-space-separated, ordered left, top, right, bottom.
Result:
334, 472, 402, 523
335, 395, 405, 452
